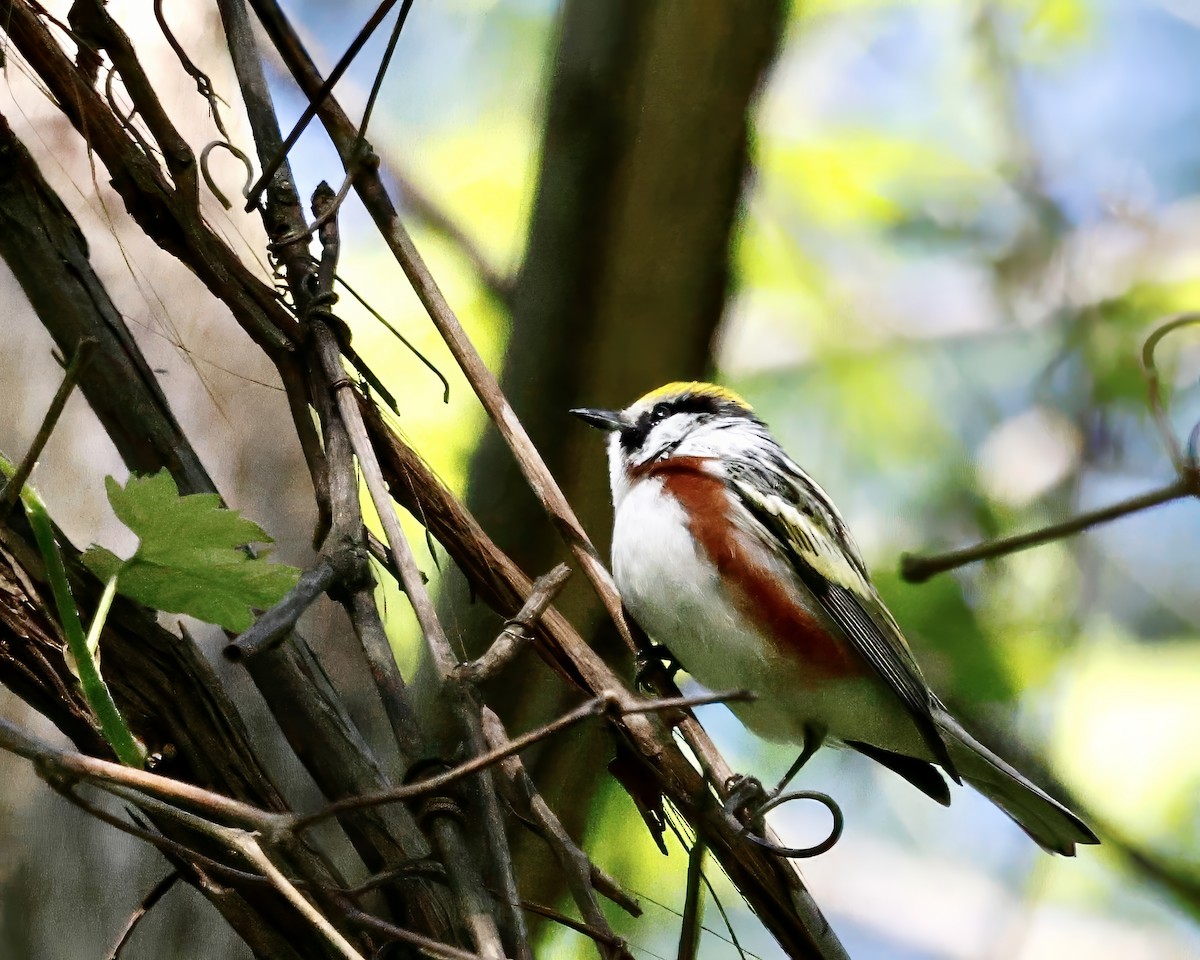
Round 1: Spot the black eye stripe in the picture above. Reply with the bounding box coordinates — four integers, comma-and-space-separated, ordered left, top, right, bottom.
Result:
619, 421, 650, 453
619, 390, 761, 454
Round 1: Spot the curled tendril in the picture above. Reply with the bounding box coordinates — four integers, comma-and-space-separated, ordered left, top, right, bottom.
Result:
739, 789, 844, 859
199, 141, 255, 211
723, 782, 844, 860
154, 0, 231, 141
104, 66, 155, 160
1140, 312, 1200, 474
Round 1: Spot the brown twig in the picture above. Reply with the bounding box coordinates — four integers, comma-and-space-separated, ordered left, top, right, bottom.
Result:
224, 552, 346, 661
243, 0, 412, 209
307, 214, 518, 955
52, 782, 268, 889
1, 0, 298, 352
69, 769, 366, 958
293, 690, 751, 832
248, 0, 637, 658
517, 900, 631, 958
901, 471, 1199, 583
152, 0, 231, 141
481, 706, 634, 960
0, 714, 281, 830
223, 830, 368, 960
105, 871, 180, 960
388, 163, 514, 305
453, 564, 572, 684
903, 313, 1200, 582
344, 906, 493, 960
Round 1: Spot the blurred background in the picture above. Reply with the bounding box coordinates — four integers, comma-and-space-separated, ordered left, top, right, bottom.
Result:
2, 0, 1200, 957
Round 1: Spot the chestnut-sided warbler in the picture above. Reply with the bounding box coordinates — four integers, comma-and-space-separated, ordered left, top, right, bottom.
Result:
572, 382, 1097, 855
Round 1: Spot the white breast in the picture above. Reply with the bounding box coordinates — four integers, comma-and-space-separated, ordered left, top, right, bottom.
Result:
612, 477, 807, 742
611, 476, 927, 755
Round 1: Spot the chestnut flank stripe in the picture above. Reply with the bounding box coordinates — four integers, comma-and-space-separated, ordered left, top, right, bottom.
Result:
646, 458, 863, 681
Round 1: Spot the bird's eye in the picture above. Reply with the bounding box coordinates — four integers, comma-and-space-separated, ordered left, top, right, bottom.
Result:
649, 403, 671, 424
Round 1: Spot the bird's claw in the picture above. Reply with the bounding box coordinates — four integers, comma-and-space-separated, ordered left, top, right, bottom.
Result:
722, 773, 769, 823
633, 643, 682, 691
722, 772, 844, 860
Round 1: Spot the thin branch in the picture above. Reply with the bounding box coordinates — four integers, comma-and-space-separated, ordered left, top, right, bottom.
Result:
307, 219, 515, 955
106, 871, 180, 960
677, 838, 707, 960
152, 0, 231, 141
72, 769, 369, 958
482, 706, 634, 960
224, 552, 345, 660
516, 900, 632, 958
453, 564, 571, 684
243, 0, 411, 209
270, 0, 412, 250
225, 830, 369, 960
248, 0, 638, 656
335, 273, 451, 402
1, 0, 298, 351
900, 473, 1198, 583
388, 164, 514, 305
344, 907, 495, 960
0, 110, 217, 494
0, 714, 280, 830
32, 740, 370, 958
343, 860, 447, 898
298, 185, 426, 764
293, 690, 751, 831
53, 783, 269, 888
0, 338, 94, 517
904, 313, 1200, 583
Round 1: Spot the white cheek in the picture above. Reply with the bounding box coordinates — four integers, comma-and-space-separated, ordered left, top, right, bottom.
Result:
607, 433, 629, 508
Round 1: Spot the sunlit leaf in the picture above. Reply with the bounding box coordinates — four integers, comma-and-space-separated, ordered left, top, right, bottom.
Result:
82, 471, 300, 632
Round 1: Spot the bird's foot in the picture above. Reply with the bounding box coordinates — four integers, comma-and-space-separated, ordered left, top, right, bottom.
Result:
633, 643, 682, 691
722, 771, 845, 860
722, 773, 770, 823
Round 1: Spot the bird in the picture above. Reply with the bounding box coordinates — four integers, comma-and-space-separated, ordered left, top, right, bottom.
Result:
571, 381, 1098, 856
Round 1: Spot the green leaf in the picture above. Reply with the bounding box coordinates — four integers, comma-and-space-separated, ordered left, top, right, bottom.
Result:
83, 471, 300, 632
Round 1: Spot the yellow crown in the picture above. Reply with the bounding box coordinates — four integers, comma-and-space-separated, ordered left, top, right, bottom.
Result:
635, 381, 752, 411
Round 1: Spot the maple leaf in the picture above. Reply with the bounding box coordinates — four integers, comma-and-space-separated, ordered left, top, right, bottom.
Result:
83, 471, 300, 632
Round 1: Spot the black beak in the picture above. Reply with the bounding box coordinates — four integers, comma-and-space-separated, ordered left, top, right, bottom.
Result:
570, 407, 627, 432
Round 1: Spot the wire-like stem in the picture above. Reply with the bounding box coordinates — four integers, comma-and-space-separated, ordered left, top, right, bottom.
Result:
84, 576, 119, 664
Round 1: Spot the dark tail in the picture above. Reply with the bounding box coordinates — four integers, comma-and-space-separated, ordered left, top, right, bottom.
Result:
936, 711, 1099, 856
